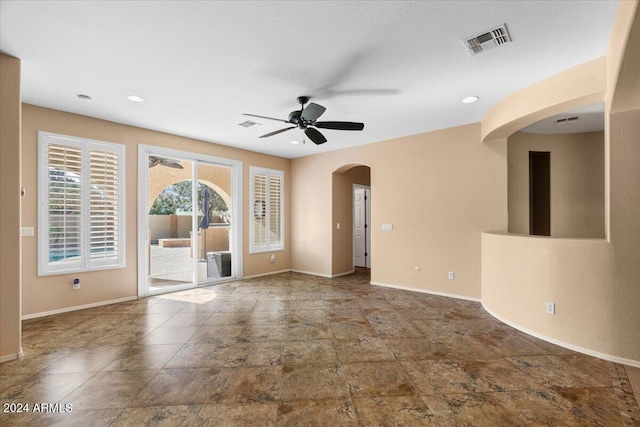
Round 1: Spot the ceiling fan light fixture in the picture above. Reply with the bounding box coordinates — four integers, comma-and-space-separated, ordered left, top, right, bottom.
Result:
462, 96, 479, 104
127, 95, 144, 103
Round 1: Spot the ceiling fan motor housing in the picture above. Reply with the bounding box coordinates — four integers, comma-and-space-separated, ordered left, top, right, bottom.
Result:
288, 110, 304, 127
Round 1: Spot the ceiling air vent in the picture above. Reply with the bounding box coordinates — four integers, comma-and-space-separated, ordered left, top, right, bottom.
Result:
555, 116, 579, 125
464, 24, 511, 55
238, 120, 260, 128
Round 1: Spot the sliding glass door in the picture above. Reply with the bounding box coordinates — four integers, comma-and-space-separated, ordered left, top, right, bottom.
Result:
138, 146, 241, 296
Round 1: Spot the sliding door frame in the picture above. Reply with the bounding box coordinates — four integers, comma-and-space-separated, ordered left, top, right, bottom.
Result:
137, 145, 243, 297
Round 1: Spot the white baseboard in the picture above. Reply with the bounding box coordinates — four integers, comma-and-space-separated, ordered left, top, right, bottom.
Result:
332, 270, 355, 278
0, 350, 23, 363
245, 269, 355, 280
370, 281, 481, 302
482, 302, 640, 368
21, 296, 138, 320
290, 269, 334, 278
242, 269, 292, 279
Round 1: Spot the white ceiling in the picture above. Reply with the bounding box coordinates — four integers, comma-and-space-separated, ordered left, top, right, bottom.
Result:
0, 1, 617, 159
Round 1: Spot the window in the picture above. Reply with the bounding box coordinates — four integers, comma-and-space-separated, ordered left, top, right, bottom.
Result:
38, 132, 125, 275
250, 166, 283, 253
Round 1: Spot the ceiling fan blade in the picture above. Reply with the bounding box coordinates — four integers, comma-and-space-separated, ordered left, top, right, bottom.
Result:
259, 127, 296, 138
301, 102, 326, 122
305, 127, 327, 145
149, 156, 184, 169
161, 161, 184, 169
243, 113, 289, 123
314, 121, 364, 131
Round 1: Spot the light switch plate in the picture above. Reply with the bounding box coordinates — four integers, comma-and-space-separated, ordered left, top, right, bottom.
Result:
21, 227, 34, 236
382, 224, 393, 231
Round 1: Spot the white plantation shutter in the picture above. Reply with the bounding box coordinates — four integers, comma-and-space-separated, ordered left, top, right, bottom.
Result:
38, 132, 125, 275
47, 144, 83, 268
269, 174, 283, 247
253, 172, 268, 248
250, 167, 284, 253
89, 149, 120, 266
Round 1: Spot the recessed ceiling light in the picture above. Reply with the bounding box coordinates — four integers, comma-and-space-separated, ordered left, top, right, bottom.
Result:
462, 96, 479, 104
127, 95, 144, 102
77, 94, 92, 101
290, 140, 300, 145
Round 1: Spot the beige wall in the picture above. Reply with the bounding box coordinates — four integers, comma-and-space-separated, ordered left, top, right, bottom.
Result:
20, 104, 290, 316
508, 131, 605, 238
0, 54, 22, 361
482, 0, 640, 364
292, 124, 507, 298
331, 165, 371, 275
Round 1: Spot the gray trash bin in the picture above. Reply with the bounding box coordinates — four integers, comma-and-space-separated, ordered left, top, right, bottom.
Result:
207, 251, 232, 278
206, 252, 217, 278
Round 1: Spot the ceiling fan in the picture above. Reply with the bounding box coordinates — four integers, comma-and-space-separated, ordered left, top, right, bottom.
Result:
243, 96, 364, 145
148, 156, 183, 169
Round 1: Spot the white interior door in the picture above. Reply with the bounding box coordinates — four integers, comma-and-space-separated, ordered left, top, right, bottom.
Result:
353, 186, 370, 268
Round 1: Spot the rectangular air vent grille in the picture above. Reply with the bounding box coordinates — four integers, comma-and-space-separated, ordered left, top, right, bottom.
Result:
555, 116, 579, 125
464, 24, 511, 56
239, 120, 260, 128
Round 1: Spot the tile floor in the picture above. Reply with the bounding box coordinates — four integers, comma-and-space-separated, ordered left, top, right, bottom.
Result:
1, 269, 639, 426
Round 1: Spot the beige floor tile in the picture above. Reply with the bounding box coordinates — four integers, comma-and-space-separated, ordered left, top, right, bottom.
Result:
0, 372, 94, 403
130, 368, 221, 406
103, 344, 183, 371
206, 366, 281, 404
44, 346, 126, 373
112, 405, 200, 427
0, 347, 73, 376
286, 323, 333, 341
284, 339, 338, 366
4, 269, 632, 427
342, 361, 416, 397
12, 408, 122, 427
277, 399, 358, 427
280, 364, 348, 401
625, 365, 640, 406
352, 395, 434, 426
164, 342, 231, 369
198, 403, 278, 426
329, 321, 377, 340
141, 325, 200, 345
62, 369, 158, 409
224, 341, 285, 367
288, 309, 328, 324
506, 354, 614, 388
334, 336, 395, 363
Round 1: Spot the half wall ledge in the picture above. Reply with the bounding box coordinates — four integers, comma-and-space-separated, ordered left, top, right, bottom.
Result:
481, 231, 640, 367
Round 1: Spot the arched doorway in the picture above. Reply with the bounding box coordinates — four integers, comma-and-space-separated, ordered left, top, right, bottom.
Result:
331, 164, 371, 276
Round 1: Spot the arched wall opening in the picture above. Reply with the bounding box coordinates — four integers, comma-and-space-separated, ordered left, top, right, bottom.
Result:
331, 163, 371, 276
148, 180, 231, 243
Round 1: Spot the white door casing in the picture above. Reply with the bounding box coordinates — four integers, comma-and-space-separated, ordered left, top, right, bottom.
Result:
353, 185, 371, 268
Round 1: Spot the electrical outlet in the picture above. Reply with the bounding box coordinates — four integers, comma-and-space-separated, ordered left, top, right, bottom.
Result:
270, 253, 275, 263
72, 278, 80, 290
414, 266, 421, 271
448, 271, 454, 280
336, 223, 340, 230
546, 302, 555, 315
